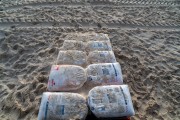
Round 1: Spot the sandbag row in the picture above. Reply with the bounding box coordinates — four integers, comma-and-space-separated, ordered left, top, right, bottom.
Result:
47, 63, 123, 92
38, 85, 134, 120
67, 33, 110, 42
56, 50, 116, 67
38, 33, 135, 120
61, 40, 112, 52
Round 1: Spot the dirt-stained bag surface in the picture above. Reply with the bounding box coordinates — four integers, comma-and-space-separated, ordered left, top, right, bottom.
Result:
88, 85, 135, 118
87, 51, 116, 64
56, 50, 87, 67
48, 65, 86, 91
86, 41, 112, 52
86, 63, 123, 86
38, 92, 88, 120
61, 40, 86, 51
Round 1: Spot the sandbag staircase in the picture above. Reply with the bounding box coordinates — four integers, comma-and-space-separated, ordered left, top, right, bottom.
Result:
38, 33, 135, 120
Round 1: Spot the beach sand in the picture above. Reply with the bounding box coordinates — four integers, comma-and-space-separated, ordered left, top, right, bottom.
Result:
0, 0, 180, 120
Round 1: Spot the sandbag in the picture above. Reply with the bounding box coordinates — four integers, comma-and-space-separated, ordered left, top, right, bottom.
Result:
86, 41, 112, 52
47, 65, 86, 91
87, 51, 116, 64
88, 85, 135, 118
56, 50, 87, 67
86, 63, 123, 86
38, 92, 88, 120
61, 40, 86, 51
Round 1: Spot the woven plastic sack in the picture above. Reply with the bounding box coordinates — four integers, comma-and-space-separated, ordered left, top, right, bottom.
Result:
38, 92, 88, 120
86, 41, 112, 52
87, 51, 116, 64
88, 85, 135, 118
47, 65, 86, 91
61, 40, 86, 51
56, 50, 87, 67
86, 63, 123, 86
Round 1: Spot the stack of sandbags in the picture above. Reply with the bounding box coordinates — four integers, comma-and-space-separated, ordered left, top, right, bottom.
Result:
38, 33, 135, 120
88, 85, 135, 118
47, 65, 86, 91
38, 92, 88, 120
58, 36, 115, 67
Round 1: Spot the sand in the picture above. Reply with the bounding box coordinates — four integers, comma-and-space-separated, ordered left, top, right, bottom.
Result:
0, 0, 180, 120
